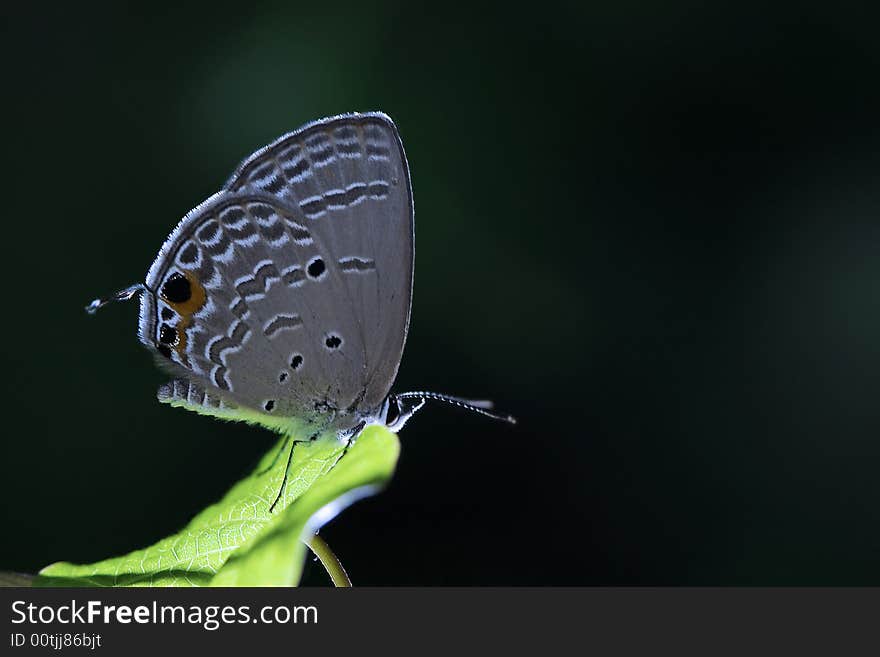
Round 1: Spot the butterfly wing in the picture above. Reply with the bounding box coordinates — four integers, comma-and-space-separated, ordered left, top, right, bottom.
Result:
138, 113, 413, 431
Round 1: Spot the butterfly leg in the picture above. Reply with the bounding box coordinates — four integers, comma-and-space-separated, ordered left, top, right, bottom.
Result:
257, 435, 292, 476
268, 430, 321, 513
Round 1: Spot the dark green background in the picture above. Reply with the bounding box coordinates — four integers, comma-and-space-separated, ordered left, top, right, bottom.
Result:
2, 1, 880, 584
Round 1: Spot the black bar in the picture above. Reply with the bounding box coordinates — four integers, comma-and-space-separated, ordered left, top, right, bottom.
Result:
1, 588, 878, 655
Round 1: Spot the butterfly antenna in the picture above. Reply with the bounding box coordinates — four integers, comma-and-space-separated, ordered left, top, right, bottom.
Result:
395, 391, 517, 424
85, 283, 145, 315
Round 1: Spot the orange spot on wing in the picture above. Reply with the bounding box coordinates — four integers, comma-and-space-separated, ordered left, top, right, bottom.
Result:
162, 270, 207, 357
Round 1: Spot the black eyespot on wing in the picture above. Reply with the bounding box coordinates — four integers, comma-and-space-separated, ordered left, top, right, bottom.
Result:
307, 257, 326, 279
325, 334, 342, 349
264, 400, 275, 412
161, 307, 175, 321
161, 272, 191, 303
159, 323, 178, 345
290, 354, 303, 370
279, 371, 289, 383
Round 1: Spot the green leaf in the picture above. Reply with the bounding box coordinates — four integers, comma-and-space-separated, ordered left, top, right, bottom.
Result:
36, 425, 399, 587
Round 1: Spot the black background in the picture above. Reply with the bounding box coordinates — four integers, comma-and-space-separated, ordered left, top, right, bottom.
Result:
3, 1, 880, 584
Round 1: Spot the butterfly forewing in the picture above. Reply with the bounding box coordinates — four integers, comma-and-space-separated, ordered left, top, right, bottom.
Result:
138, 113, 413, 431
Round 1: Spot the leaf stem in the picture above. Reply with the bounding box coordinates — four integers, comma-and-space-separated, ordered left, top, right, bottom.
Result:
305, 533, 351, 587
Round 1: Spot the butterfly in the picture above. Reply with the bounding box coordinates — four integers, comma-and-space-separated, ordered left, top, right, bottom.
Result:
87, 112, 514, 508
